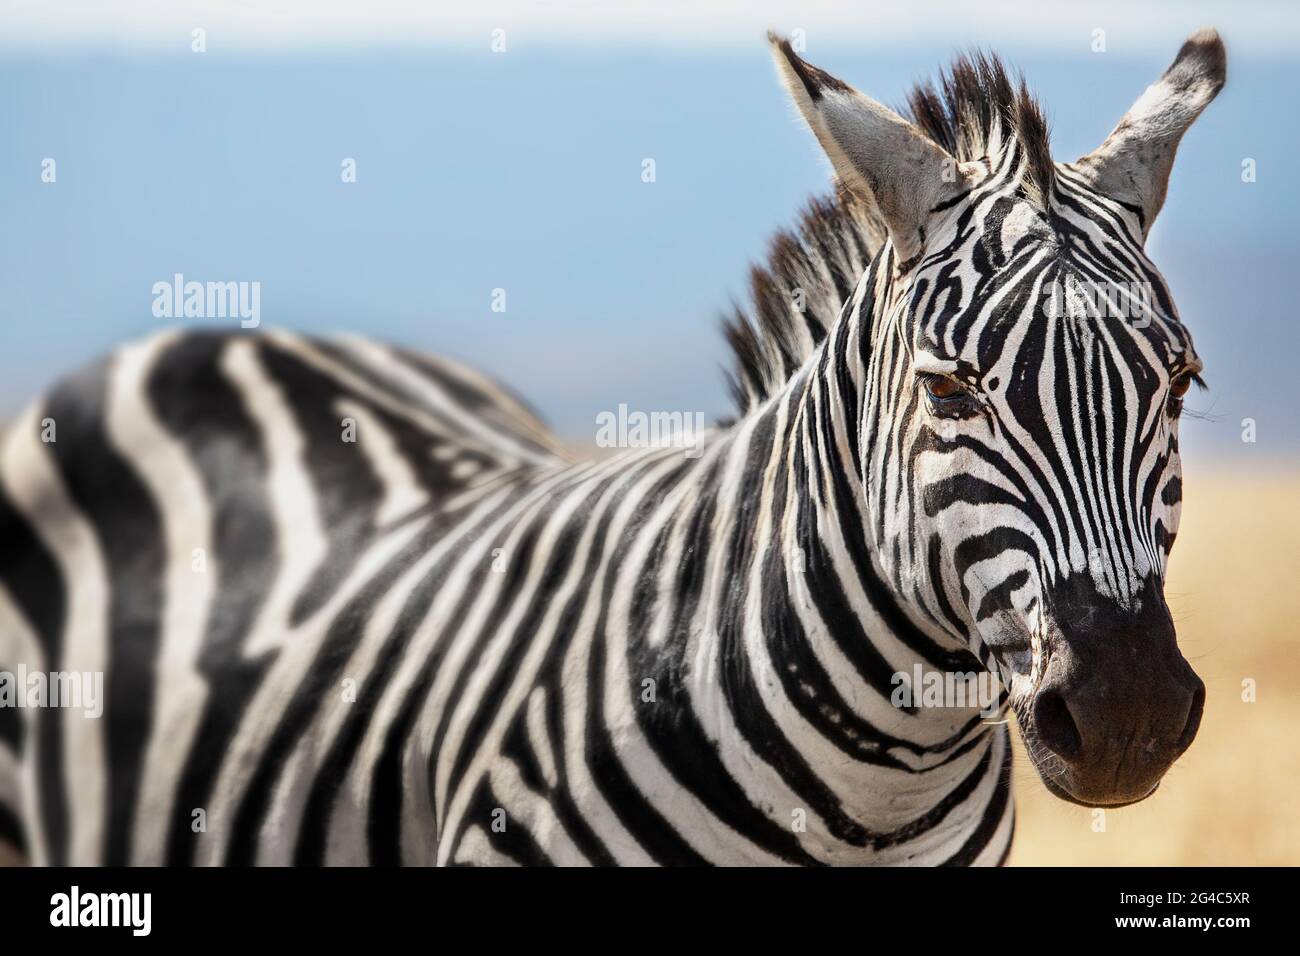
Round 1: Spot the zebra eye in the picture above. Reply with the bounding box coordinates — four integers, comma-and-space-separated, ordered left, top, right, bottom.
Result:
922, 375, 964, 401
1169, 374, 1192, 399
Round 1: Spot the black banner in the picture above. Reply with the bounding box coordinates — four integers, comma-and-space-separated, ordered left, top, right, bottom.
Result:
0, 866, 1277, 942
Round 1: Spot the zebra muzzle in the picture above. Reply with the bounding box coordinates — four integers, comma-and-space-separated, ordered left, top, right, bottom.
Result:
1021, 582, 1205, 807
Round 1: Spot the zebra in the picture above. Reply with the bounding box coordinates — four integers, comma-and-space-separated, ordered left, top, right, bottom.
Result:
0, 29, 1224, 866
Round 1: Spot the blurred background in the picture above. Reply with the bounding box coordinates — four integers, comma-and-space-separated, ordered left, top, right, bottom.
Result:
1, 0, 1296, 864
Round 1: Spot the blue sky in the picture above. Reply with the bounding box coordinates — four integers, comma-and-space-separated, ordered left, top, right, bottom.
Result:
2, 2, 1298, 465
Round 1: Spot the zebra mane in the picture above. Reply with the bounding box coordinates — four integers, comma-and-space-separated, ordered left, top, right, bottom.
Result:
906, 51, 1055, 206
724, 51, 1053, 414
723, 187, 884, 414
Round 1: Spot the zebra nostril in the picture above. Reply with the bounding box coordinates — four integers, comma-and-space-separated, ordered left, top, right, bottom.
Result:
1176, 681, 1206, 754
1032, 689, 1082, 760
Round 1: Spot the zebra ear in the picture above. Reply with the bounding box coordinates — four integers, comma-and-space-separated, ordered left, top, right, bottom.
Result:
768, 33, 966, 263
1073, 29, 1226, 238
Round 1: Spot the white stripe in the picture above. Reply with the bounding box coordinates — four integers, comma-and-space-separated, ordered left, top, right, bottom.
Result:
0, 586, 45, 862
106, 331, 215, 865
0, 405, 108, 864
220, 340, 330, 658
334, 398, 429, 525
524, 687, 558, 790
488, 757, 588, 865
452, 825, 518, 867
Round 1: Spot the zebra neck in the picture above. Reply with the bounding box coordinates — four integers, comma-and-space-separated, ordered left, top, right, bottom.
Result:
660, 309, 1001, 862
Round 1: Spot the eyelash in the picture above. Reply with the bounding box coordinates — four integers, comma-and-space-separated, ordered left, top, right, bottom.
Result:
1167, 371, 1203, 415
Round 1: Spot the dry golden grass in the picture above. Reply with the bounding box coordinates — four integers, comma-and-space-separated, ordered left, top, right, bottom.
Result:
1007, 468, 1300, 865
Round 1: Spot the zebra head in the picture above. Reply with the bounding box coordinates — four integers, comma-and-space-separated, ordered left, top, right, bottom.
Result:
771, 31, 1225, 807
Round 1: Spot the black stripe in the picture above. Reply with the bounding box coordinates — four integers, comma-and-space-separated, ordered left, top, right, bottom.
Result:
152, 334, 281, 866
0, 416, 69, 863
941, 734, 1012, 866
45, 359, 165, 866
257, 343, 386, 626
0, 800, 25, 856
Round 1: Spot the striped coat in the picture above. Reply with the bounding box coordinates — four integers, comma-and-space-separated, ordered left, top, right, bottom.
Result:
0, 29, 1224, 866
